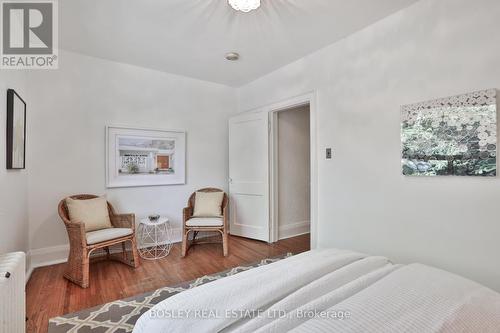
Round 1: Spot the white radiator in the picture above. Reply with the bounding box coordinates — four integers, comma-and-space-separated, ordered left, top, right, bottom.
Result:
0, 252, 25, 333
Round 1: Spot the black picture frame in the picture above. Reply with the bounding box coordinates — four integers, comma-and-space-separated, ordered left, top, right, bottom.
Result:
6, 89, 26, 169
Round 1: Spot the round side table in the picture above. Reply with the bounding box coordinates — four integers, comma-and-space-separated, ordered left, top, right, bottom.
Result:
138, 217, 172, 260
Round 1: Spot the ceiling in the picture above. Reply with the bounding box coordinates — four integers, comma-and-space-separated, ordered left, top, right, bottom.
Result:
60, 0, 417, 87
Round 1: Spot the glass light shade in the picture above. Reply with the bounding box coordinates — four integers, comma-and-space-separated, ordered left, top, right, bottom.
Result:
228, 0, 261, 13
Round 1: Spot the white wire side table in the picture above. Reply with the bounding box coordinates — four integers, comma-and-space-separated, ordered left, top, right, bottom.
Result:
138, 217, 173, 260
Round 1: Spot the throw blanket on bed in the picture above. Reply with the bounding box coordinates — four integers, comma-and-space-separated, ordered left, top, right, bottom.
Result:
133, 249, 500, 333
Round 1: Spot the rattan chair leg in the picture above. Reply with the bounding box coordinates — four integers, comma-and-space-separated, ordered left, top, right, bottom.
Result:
121, 242, 128, 261
181, 230, 189, 257
63, 245, 90, 288
131, 238, 140, 268
222, 232, 229, 257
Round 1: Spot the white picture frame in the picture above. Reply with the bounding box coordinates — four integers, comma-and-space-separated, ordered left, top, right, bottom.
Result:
106, 125, 186, 188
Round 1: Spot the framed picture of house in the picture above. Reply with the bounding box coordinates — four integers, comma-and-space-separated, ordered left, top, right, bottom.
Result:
106, 125, 186, 188
6, 89, 26, 169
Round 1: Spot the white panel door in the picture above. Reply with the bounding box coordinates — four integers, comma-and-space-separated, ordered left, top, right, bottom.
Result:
229, 111, 269, 242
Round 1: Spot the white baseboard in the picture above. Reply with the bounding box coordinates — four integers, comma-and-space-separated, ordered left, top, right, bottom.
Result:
27, 227, 184, 280
278, 220, 310, 240
28, 244, 69, 269
26, 266, 34, 283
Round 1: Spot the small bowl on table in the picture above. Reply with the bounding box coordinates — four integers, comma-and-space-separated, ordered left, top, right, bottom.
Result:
148, 214, 161, 223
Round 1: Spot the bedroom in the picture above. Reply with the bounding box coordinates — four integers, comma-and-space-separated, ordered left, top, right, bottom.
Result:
1, 0, 500, 332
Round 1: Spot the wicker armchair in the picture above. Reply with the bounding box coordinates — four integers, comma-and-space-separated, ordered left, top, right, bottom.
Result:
58, 194, 140, 288
182, 188, 229, 257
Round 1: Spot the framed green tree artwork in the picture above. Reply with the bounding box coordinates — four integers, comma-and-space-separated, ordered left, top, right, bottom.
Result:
401, 89, 497, 176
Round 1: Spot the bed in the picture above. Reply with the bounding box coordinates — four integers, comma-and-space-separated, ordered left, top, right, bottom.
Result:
133, 249, 500, 333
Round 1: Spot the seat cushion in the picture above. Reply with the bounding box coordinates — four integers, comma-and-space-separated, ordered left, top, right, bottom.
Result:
86, 228, 133, 245
193, 191, 224, 217
66, 196, 112, 232
186, 217, 223, 227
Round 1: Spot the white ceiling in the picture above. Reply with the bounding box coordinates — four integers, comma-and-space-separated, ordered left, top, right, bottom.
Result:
60, 0, 417, 87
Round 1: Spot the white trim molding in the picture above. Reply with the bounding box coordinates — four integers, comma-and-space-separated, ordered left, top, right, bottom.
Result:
278, 220, 310, 240
29, 244, 69, 269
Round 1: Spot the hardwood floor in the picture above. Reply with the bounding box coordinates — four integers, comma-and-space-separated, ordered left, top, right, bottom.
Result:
26, 234, 310, 333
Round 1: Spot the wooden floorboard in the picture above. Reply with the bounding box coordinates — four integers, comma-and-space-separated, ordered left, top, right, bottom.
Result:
26, 234, 310, 333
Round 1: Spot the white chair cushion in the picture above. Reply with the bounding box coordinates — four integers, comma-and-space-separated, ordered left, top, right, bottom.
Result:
193, 191, 224, 217
86, 228, 133, 245
186, 217, 223, 227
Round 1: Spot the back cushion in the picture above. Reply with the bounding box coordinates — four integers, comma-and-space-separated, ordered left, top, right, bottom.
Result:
193, 191, 224, 217
66, 197, 113, 232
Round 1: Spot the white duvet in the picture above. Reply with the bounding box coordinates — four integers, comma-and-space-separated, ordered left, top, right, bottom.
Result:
133, 249, 500, 333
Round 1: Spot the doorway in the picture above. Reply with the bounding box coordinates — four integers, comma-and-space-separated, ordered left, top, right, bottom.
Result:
228, 92, 317, 248
271, 104, 311, 241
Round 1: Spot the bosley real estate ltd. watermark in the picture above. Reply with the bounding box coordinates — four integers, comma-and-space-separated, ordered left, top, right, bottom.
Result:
1, 0, 58, 69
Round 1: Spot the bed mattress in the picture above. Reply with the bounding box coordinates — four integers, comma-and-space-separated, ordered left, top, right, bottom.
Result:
133, 249, 500, 333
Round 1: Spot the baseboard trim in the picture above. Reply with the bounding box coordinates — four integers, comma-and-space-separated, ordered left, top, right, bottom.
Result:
26, 266, 34, 283
278, 220, 310, 240
28, 244, 69, 269
27, 227, 184, 278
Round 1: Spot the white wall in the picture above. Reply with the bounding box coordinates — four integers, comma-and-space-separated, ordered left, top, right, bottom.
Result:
238, 0, 500, 291
278, 106, 310, 239
0, 72, 29, 255
26, 50, 236, 262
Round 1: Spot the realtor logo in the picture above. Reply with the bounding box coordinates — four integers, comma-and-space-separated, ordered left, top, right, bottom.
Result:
1, 0, 58, 69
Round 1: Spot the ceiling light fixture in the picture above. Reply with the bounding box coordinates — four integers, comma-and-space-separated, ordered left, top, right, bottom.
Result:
225, 52, 240, 61
228, 0, 260, 13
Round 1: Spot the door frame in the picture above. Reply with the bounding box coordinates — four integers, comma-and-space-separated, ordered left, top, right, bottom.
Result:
243, 91, 318, 248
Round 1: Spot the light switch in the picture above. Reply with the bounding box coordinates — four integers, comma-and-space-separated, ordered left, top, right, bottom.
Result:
326, 148, 332, 159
